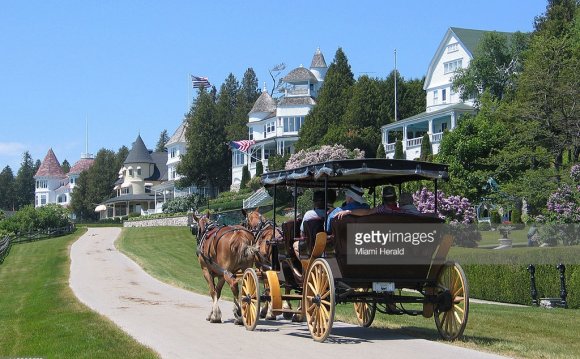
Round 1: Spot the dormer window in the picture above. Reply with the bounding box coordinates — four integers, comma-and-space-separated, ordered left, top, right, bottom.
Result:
128, 166, 133, 177
447, 43, 459, 53
170, 147, 177, 158
444, 59, 463, 74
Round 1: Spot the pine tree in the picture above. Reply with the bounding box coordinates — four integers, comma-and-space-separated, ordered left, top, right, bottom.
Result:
394, 139, 405, 160
0, 165, 15, 210
155, 130, 170, 152
376, 143, 386, 159
297, 47, 354, 150
420, 133, 433, 161
15, 151, 36, 209
230, 69, 259, 141
61, 159, 71, 173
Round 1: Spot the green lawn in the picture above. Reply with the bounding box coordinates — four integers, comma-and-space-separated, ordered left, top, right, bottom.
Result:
118, 226, 580, 359
0, 229, 159, 359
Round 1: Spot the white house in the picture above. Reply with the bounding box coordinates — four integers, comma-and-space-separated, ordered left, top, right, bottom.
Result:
231, 48, 328, 189
381, 27, 511, 160
34, 148, 94, 208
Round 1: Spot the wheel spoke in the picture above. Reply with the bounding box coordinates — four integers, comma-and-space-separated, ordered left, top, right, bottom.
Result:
453, 304, 464, 314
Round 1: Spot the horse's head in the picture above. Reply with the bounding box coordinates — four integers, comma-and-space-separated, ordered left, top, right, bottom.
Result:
242, 207, 263, 231
192, 212, 212, 238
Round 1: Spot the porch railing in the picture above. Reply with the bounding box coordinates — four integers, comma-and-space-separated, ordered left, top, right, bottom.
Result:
432, 132, 443, 143
407, 137, 423, 148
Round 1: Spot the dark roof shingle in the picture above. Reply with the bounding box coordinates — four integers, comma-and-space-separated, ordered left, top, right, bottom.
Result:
124, 135, 153, 164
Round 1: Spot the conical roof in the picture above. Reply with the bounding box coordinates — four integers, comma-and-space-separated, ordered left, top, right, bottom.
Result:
124, 135, 153, 164
249, 90, 277, 114
282, 66, 318, 83
35, 148, 66, 178
310, 48, 327, 68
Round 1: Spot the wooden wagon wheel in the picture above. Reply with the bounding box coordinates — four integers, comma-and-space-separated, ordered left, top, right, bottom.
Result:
240, 268, 260, 331
353, 288, 376, 327
303, 258, 335, 342
434, 262, 469, 340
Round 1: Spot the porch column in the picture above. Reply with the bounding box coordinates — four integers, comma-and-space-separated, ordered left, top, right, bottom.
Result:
261, 145, 265, 161
451, 112, 456, 129
428, 119, 434, 135
402, 125, 408, 152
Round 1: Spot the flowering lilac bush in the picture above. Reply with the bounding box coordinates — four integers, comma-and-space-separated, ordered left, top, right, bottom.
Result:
285, 144, 365, 170
412, 188, 476, 224
571, 164, 580, 183
412, 188, 479, 246
546, 184, 580, 223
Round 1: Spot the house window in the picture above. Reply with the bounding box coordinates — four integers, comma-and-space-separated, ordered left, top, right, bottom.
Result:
36, 180, 48, 189
128, 169, 133, 177
442, 89, 447, 102
40, 195, 47, 205
70, 177, 75, 185
283, 116, 305, 133
447, 43, 459, 53
444, 59, 463, 74
248, 128, 253, 141
122, 187, 130, 195
234, 151, 245, 166
433, 90, 439, 102
137, 168, 141, 176
170, 147, 177, 158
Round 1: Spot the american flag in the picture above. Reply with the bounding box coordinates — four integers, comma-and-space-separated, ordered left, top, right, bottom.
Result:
191, 75, 211, 89
230, 140, 255, 152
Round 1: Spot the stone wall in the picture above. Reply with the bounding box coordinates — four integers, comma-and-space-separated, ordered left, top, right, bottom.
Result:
123, 215, 192, 228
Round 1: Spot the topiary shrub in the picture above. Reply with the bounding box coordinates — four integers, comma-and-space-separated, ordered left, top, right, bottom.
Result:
376, 143, 386, 159
240, 165, 250, 189
419, 133, 432, 161
491, 210, 502, 225
394, 139, 405, 160
255, 161, 263, 176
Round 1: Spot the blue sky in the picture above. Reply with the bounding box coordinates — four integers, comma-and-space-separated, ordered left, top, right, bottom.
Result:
0, 0, 547, 172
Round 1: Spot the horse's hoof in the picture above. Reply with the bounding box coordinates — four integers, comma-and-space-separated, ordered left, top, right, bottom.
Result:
234, 318, 244, 326
283, 312, 294, 320
210, 318, 222, 323
266, 314, 277, 320
291, 314, 304, 323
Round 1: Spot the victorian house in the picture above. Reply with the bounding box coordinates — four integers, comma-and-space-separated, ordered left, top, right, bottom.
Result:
34, 149, 94, 209
381, 27, 512, 160
231, 48, 328, 189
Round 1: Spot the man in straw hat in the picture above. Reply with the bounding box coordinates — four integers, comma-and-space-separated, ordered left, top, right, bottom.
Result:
336, 185, 403, 219
326, 185, 370, 232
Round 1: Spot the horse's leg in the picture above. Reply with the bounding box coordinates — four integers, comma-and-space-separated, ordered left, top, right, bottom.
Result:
210, 277, 225, 323
201, 267, 218, 322
224, 274, 243, 325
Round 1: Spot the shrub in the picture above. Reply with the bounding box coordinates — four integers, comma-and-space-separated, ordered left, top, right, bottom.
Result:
419, 133, 432, 161
376, 143, 386, 159
247, 176, 262, 191
255, 161, 264, 176
491, 210, 502, 225
512, 202, 522, 224
478, 222, 492, 231
394, 139, 405, 160
240, 165, 250, 189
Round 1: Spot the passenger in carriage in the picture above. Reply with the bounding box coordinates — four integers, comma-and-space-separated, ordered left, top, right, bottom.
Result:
326, 185, 370, 232
335, 186, 400, 219
294, 190, 336, 258
399, 192, 421, 214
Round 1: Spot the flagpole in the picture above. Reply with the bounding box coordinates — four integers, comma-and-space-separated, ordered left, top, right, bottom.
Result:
187, 73, 191, 111
394, 49, 398, 122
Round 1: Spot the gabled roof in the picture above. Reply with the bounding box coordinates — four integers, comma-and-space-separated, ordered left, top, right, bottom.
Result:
124, 135, 153, 164
310, 48, 327, 68
249, 90, 277, 114
423, 27, 515, 90
148, 152, 168, 181
35, 148, 66, 178
282, 66, 318, 83
166, 120, 187, 147
68, 157, 94, 175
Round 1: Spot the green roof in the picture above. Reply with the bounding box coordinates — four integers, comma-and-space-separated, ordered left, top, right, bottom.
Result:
450, 27, 514, 56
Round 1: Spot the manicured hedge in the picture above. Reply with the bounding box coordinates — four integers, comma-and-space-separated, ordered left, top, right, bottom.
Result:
449, 246, 580, 308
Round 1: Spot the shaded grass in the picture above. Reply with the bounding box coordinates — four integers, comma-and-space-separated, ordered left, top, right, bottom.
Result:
119, 226, 580, 359
0, 229, 159, 358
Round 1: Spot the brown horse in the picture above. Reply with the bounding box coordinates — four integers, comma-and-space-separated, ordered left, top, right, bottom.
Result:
193, 213, 258, 324
242, 208, 291, 320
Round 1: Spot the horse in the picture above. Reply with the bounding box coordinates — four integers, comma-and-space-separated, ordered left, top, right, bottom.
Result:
193, 212, 258, 324
241, 207, 293, 320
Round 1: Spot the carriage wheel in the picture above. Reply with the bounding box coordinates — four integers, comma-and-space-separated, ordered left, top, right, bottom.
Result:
303, 258, 335, 342
434, 262, 469, 340
240, 268, 260, 331
353, 289, 376, 327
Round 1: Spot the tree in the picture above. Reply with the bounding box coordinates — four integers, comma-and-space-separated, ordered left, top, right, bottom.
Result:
240, 165, 250, 189
0, 166, 15, 210
516, 1, 579, 172
399, 76, 427, 119
178, 88, 229, 194
394, 139, 405, 159
452, 31, 530, 105
61, 159, 71, 173
376, 143, 386, 159
115, 145, 129, 171
297, 48, 355, 150
229, 68, 259, 142
155, 129, 170, 152
420, 133, 433, 161
14, 151, 36, 209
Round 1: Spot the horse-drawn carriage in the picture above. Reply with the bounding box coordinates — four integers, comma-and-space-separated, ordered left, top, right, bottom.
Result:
237, 159, 469, 342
